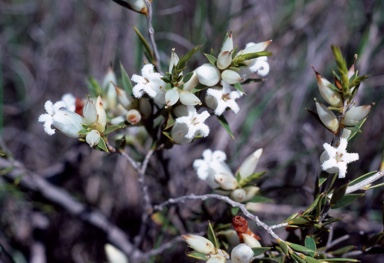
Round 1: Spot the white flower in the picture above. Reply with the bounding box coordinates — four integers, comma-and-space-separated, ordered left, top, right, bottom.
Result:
131, 64, 166, 104
61, 93, 76, 112
172, 106, 210, 139
248, 56, 269, 76
38, 100, 82, 137
321, 138, 359, 178
206, 81, 243, 115
193, 149, 234, 189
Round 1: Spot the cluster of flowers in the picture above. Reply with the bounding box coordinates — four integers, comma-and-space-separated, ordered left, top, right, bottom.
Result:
313, 56, 370, 178
193, 149, 263, 203
38, 33, 271, 149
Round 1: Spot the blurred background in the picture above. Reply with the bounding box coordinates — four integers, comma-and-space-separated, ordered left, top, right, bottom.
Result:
1, 0, 384, 262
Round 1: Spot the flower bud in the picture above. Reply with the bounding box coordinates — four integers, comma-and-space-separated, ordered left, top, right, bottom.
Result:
242, 233, 261, 248
95, 96, 107, 132
221, 69, 243, 84
236, 149, 263, 179
165, 87, 180, 107
221, 230, 240, 247
217, 51, 232, 70
118, 0, 148, 15
341, 128, 351, 140
182, 234, 215, 255
104, 244, 128, 263
230, 188, 247, 202
240, 40, 272, 55
103, 66, 117, 109
86, 130, 101, 147
116, 87, 133, 108
126, 109, 141, 125
169, 48, 180, 73
243, 186, 260, 201
315, 72, 342, 107
83, 99, 98, 124
206, 254, 226, 263
171, 122, 193, 144
231, 244, 254, 263
180, 91, 201, 106
221, 32, 234, 52
196, 63, 220, 87
342, 105, 371, 126
214, 173, 238, 190
183, 71, 199, 91
52, 110, 83, 138
316, 102, 339, 132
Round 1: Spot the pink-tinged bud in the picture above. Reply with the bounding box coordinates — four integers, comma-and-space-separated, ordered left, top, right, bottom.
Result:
169, 48, 180, 73
214, 173, 238, 190
221, 70, 243, 84
182, 234, 215, 255
179, 91, 201, 106
231, 244, 254, 263
242, 233, 261, 248
126, 109, 141, 125
86, 130, 101, 147
217, 51, 233, 70
316, 102, 339, 133
52, 110, 83, 138
342, 105, 371, 126
196, 63, 220, 87
315, 71, 342, 107
236, 149, 263, 179
104, 243, 128, 263
230, 188, 246, 202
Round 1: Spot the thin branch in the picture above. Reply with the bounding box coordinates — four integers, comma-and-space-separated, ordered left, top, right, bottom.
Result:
345, 170, 384, 195
154, 194, 281, 240
144, 0, 162, 73
0, 158, 145, 262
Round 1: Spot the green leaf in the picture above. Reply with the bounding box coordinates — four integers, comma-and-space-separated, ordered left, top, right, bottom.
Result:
331, 193, 365, 209
252, 247, 271, 257
287, 242, 316, 256
290, 253, 306, 263
348, 170, 377, 187
304, 236, 316, 257
366, 232, 384, 249
331, 45, 349, 94
186, 251, 210, 260
234, 82, 245, 93
96, 137, 109, 153
216, 114, 235, 139
232, 51, 272, 65
231, 207, 239, 215
238, 171, 266, 187
321, 258, 359, 262
104, 124, 126, 135
182, 72, 194, 83
330, 183, 348, 207
175, 46, 201, 76
133, 26, 155, 65
87, 76, 103, 97
248, 195, 273, 203
302, 256, 321, 263
207, 221, 219, 249
204, 53, 217, 65
327, 245, 355, 256
288, 216, 313, 227
277, 239, 291, 255
120, 63, 133, 94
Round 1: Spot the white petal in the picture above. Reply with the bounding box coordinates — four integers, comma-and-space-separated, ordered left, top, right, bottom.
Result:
86, 130, 101, 147
165, 88, 180, 107
180, 91, 201, 106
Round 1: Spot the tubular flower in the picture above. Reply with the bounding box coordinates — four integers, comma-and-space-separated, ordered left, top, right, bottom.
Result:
206, 80, 243, 115
38, 100, 82, 138
172, 106, 210, 141
131, 64, 166, 104
320, 138, 359, 178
